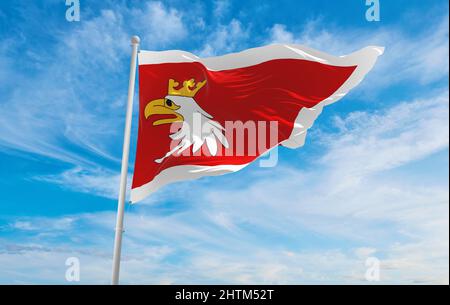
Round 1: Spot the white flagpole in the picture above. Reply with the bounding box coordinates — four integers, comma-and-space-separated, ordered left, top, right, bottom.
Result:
111, 35, 140, 285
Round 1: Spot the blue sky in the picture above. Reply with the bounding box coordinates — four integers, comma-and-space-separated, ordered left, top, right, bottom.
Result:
0, 0, 448, 284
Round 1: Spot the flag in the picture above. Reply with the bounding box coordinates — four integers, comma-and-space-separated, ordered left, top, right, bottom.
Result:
131, 44, 383, 203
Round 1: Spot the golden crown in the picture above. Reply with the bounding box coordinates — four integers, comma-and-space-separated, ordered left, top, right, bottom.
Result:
168, 78, 206, 97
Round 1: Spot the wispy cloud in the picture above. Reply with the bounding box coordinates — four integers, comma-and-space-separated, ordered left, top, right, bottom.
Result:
197, 19, 250, 57
0, 8, 129, 166
268, 14, 449, 89
0, 1, 448, 284
130, 2, 187, 48
321, 90, 449, 188
1, 87, 447, 284
35, 167, 122, 200
213, 0, 231, 19
0, 0, 195, 163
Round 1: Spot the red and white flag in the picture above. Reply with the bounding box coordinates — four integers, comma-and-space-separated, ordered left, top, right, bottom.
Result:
131, 44, 383, 202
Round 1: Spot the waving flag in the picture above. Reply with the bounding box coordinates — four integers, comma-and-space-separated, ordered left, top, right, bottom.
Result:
131, 44, 383, 202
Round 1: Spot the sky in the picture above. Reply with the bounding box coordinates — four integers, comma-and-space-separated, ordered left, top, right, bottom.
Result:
0, 0, 448, 284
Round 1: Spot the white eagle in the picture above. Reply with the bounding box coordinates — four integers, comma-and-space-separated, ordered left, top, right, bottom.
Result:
144, 78, 229, 163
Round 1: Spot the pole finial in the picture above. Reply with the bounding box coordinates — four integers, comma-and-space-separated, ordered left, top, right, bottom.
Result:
131, 35, 140, 45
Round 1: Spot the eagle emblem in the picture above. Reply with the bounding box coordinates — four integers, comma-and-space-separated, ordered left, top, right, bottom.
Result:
144, 78, 229, 163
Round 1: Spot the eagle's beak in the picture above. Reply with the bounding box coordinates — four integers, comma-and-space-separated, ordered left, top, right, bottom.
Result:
144, 98, 183, 126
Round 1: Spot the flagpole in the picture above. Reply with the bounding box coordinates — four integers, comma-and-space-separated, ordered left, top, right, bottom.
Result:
111, 35, 140, 285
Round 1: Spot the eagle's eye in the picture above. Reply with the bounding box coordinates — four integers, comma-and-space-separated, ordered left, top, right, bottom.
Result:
165, 99, 173, 107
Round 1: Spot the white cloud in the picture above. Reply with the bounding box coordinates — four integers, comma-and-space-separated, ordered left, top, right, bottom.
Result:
269, 24, 295, 44
131, 2, 187, 48
0, 212, 366, 284
321, 91, 449, 187
0, 2, 448, 284
268, 14, 449, 89
0, 3, 447, 187
213, 0, 231, 19
0, 8, 129, 166
11, 217, 74, 232
0, 1, 191, 164
35, 167, 122, 200
0, 2, 192, 193
198, 19, 249, 57
354, 247, 376, 259
1, 89, 448, 284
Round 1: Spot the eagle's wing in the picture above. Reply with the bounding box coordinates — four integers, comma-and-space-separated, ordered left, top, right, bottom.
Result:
155, 117, 228, 163
192, 119, 228, 155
